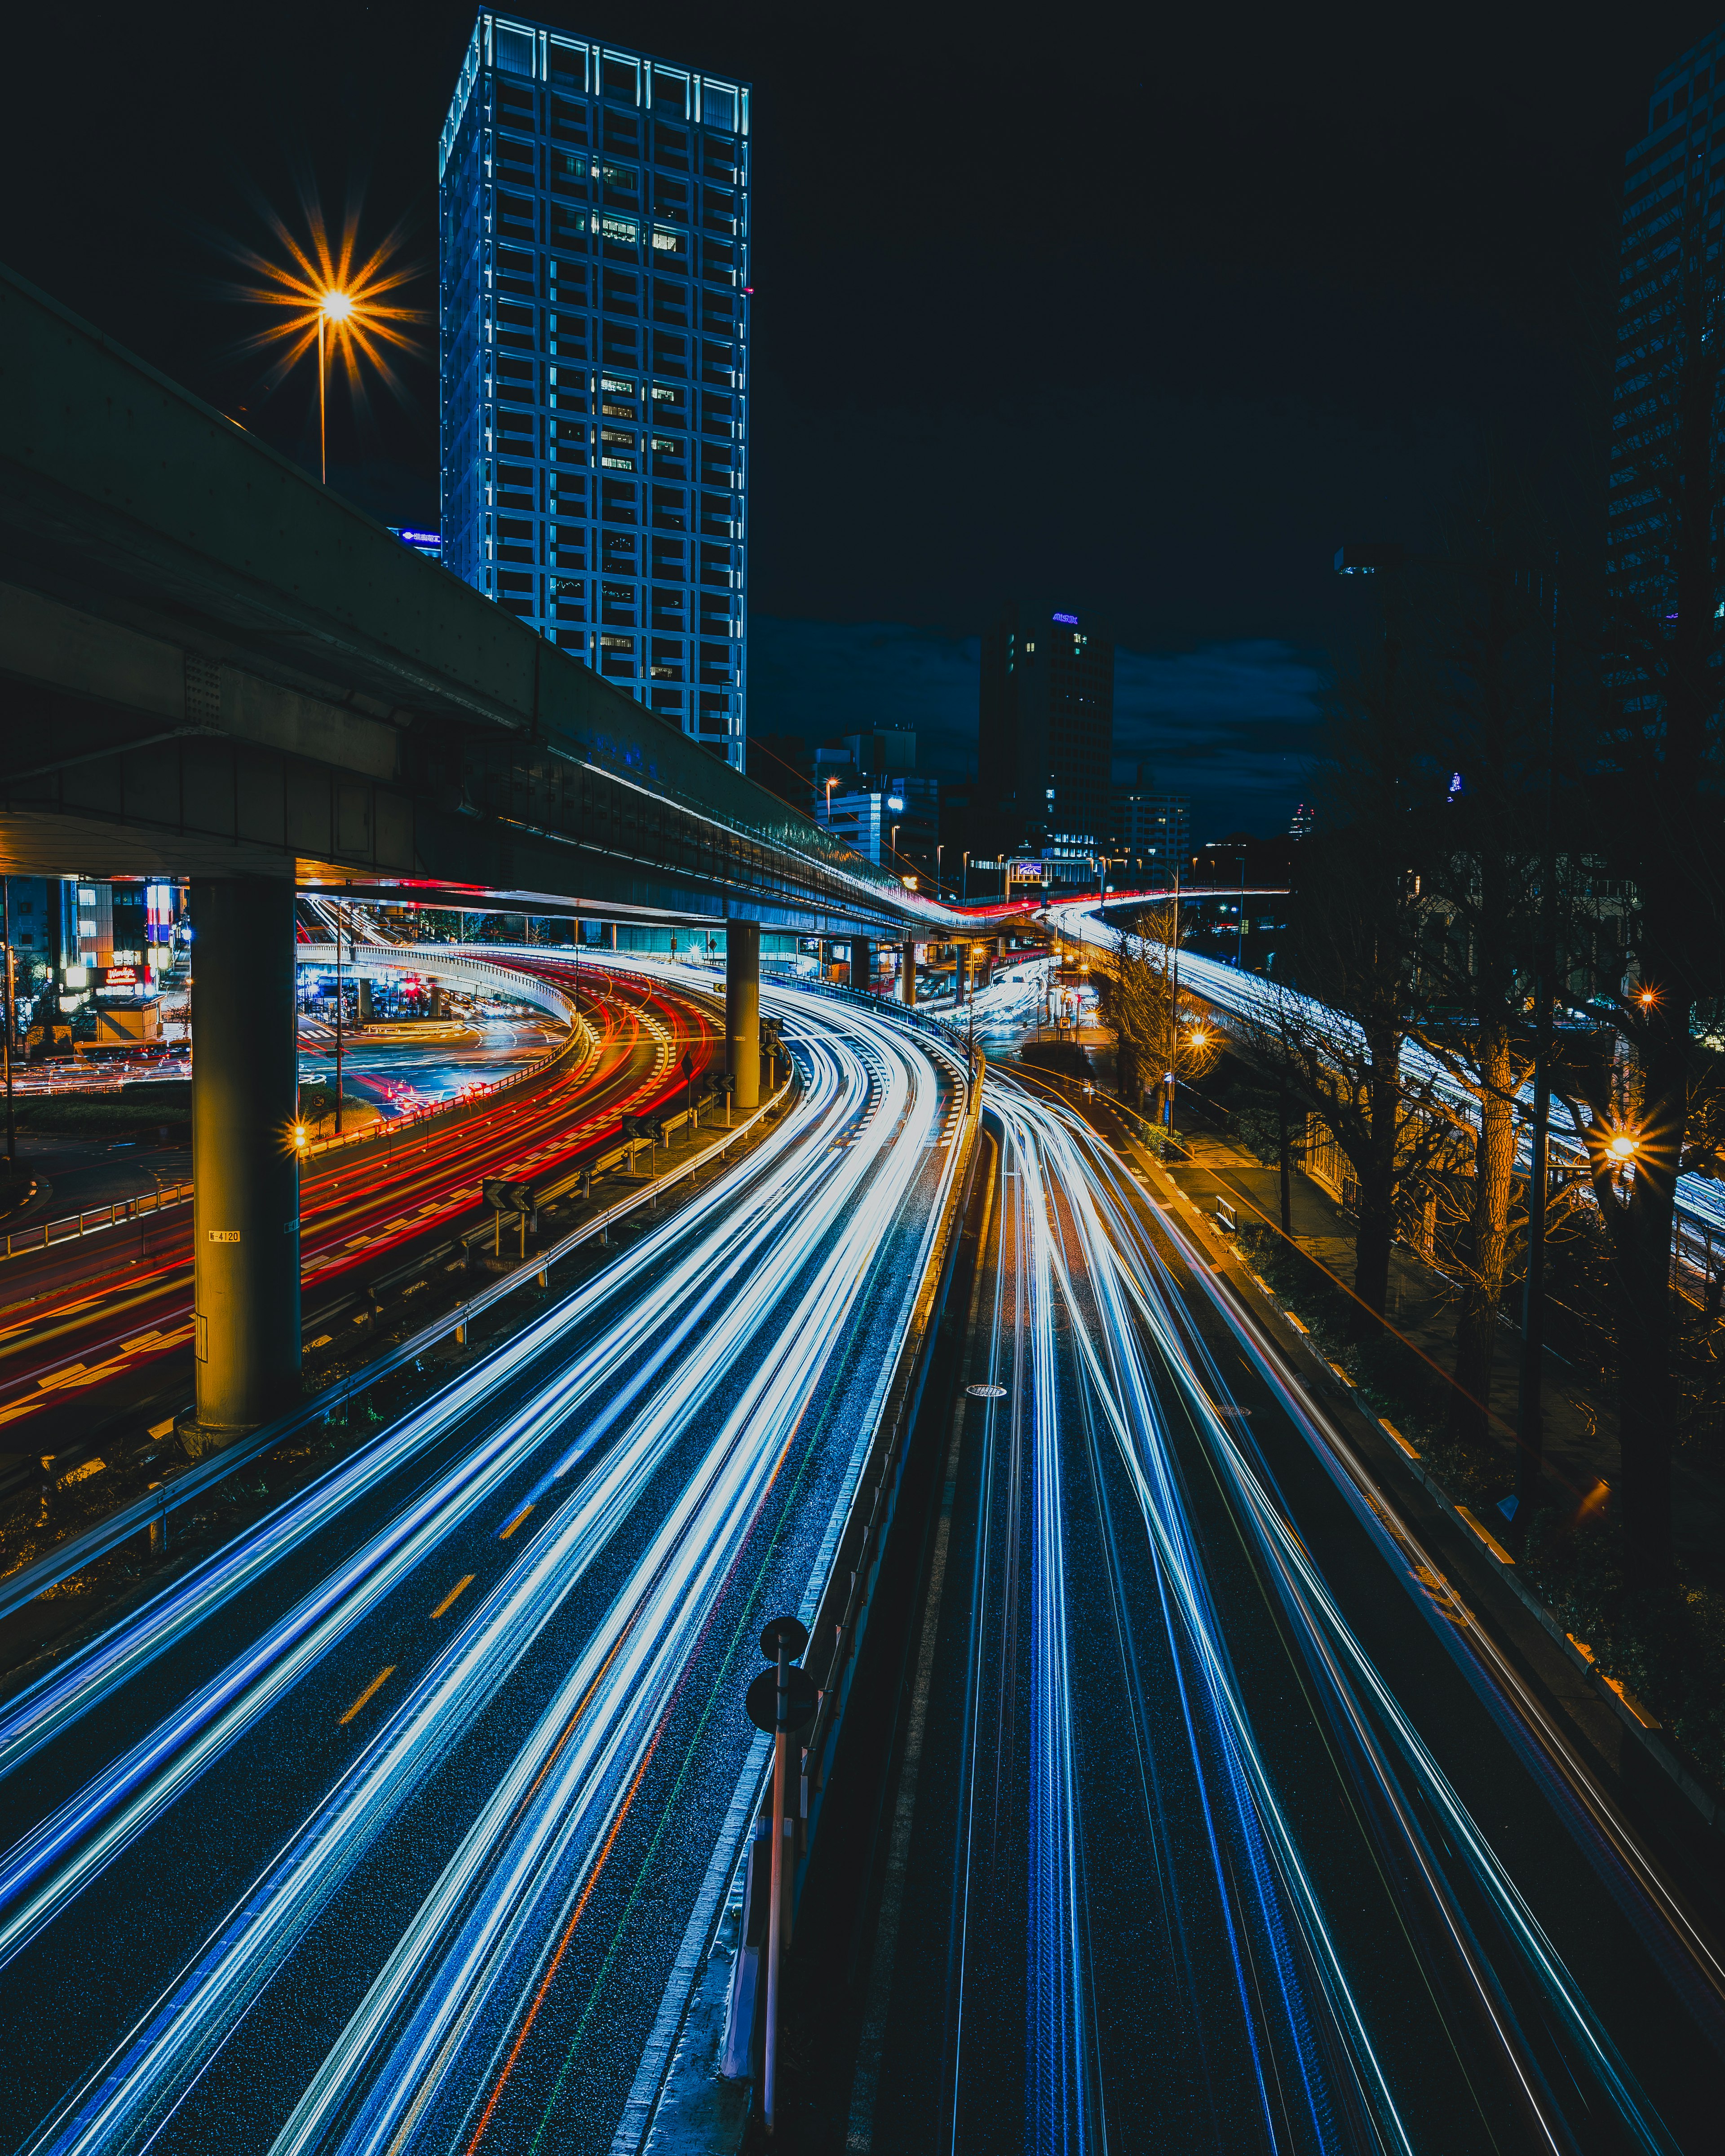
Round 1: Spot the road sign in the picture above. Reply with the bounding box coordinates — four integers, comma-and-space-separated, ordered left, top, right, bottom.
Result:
482, 1178, 535, 1213
760, 1615, 808, 1659
745, 1664, 818, 1735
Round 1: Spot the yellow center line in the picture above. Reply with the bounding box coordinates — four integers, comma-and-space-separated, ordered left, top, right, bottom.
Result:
338, 1665, 397, 1725
430, 1574, 476, 1620
499, 1504, 534, 1540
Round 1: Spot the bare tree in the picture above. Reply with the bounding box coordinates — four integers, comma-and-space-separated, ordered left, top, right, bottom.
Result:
1093, 904, 1219, 1117
1592, 169, 1725, 1588
1402, 527, 1555, 1445
1233, 639, 1466, 1336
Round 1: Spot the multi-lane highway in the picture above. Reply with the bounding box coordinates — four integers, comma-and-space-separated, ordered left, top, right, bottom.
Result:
857, 1071, 1724, 2153
0, 963, 714, 1458
0, 979, 971, 2155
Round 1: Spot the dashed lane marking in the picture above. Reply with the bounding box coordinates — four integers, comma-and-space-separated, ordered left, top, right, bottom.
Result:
430, 1574, 476, 1620
339, 1666, 397, 1726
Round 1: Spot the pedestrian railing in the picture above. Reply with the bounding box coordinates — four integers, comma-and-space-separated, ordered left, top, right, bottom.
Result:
2, 1180, 195, 1262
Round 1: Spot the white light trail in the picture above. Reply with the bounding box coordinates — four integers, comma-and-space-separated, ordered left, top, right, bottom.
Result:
18, 991, 958, 2156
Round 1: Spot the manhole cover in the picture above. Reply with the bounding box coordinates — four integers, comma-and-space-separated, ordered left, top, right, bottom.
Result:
965, 1383, 1008, 1399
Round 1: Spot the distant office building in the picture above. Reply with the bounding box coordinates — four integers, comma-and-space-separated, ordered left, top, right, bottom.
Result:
389, 526, 443, 562
438, 15, 751, 768
978, 603, 1113, 856
1110, 773, 1190, 884
1289, 800, 1314, 840
1610, 30, 1725, 601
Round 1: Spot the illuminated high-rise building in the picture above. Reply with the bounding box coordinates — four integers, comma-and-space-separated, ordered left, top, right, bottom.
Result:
439, 14, 751, 767
978, 601, 1114, 857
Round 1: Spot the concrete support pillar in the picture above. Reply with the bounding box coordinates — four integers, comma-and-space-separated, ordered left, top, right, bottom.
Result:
606, 922, 618, 951
849, 937, 871, 994
187, 878, 301, 1448
726, 920, 761, 1109
357, 975, 374, 1025
428, 977, 443, 1019
902, 942, 917, 1007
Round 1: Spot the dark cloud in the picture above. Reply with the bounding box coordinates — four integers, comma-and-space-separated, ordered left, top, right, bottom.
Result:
747, 617, 1323, 839
1113, 642, 1325, 837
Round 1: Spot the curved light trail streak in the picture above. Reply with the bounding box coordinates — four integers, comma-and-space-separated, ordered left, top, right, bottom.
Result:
973, 1073, 1686, 2153
10, 985, 964, 2156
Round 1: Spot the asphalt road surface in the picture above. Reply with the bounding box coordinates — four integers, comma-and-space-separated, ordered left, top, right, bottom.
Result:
0, 981, 971, 2156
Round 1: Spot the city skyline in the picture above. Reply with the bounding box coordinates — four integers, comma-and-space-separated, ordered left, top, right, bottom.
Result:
0, 3, 1703, 841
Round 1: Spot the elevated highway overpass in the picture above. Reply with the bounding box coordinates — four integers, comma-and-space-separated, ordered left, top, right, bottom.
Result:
0, 263, 943, 942
0, 260, 1004, 1437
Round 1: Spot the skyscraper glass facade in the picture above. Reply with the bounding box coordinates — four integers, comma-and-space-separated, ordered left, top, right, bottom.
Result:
439, 14, 750, 768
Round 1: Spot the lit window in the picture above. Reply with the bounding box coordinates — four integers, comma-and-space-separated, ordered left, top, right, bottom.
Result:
652, 228, 684, 252
601, 215, 639, 244
602, 374, 636, 394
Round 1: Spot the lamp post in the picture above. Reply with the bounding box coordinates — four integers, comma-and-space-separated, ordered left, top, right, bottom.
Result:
823, 774, 837, 826
962, 850, 971, 902
315, 290, 353, 486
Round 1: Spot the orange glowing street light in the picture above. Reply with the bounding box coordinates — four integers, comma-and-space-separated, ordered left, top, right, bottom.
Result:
225, 190, 425, 486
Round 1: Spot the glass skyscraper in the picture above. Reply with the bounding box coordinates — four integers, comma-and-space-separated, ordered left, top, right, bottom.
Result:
439, 14, 750, 767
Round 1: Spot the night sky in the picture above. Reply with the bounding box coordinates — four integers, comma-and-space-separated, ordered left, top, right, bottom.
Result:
3, 1, 1714, 836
